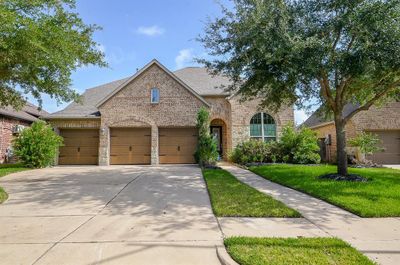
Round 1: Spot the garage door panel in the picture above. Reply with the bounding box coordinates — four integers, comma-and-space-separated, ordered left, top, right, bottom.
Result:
59, 129, 99, 165
110, 155, 150, 165
366, 130, 400, 164
110, 128, 151, 165
159, 128, 197, 164
110, 137, 150, 146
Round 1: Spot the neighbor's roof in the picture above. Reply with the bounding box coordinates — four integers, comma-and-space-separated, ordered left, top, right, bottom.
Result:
46, 61, 232, 119
302, 103, 359, 128
0, 102, 48, 122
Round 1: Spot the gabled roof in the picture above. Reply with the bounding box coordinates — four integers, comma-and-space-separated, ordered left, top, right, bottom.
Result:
302, 103, 359, 128
46, 59, 234, 119
0, 102, 48, 122
46, 78, 128, 119
96, 59, 210, 108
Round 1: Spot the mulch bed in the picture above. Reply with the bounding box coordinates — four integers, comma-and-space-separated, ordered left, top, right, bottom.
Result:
318, 173, 369, 182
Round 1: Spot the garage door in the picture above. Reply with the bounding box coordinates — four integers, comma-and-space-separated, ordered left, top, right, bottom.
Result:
110, 128, 151, 165
366, 130, 400, 164
159, 128, 198, 164
59, 129, 99, 165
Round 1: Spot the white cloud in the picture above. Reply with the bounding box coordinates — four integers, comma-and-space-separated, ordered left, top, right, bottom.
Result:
175, 48, 197, 69
136, 25, 165, 37
294, 109, 310, 125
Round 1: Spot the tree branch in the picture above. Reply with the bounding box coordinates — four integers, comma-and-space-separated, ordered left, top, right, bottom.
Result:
343, 81, 400, 123
319, 71, 336, 111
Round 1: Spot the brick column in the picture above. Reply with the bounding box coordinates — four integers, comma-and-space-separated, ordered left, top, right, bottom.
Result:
151, 125, 159, 165
53, 127, 60, 166
98, 126, 110, 166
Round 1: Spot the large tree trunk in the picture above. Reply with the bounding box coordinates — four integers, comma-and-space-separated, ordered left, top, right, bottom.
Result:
335, 117, 348, 176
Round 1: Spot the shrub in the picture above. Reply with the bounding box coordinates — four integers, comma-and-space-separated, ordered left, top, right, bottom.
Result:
194, 107, 218, 166
230, 140, 271, 164
280, 125, 320, 164
349, 132, 383, 155
231, 124, 320, 165
13, 121, 63, 168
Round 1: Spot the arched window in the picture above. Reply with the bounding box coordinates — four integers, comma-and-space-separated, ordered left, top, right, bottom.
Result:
151, 88, 159, 103
250, 112, 276, 142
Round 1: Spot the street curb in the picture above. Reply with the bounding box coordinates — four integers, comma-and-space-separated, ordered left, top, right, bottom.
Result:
216, 246, 239, 265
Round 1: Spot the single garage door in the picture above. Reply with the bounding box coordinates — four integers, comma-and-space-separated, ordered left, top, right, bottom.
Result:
110, 128, 151, 165
366, 130, 400, 164
159, 128, 198, 164
59, 129, 99, 165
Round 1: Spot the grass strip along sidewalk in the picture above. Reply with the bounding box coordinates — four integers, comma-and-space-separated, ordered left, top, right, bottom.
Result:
203, 169, 300, 217
225, 237, 375, 265
251, 164, 400, 217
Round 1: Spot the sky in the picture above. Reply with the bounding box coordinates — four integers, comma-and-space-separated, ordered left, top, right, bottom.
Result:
29, 0, 309, 124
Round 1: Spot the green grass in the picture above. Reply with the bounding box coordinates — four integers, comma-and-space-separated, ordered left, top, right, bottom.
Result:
202, 169, 300, 217
224, 237, 375, 265
0, 163, 28, 203
251, 164, 400, 217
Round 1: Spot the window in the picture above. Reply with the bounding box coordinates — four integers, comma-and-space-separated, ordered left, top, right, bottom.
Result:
151, 88, 159, 103
250, 112, 276, 142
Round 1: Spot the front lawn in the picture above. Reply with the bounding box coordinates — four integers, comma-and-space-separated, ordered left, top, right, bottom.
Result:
203, 169, 300, 217
251, 164, 400, 217
0, 163, 28, 203
225, 237, 375, 265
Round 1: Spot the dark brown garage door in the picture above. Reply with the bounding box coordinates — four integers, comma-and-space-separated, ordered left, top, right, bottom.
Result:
159, 128, 198, 164
366, 130, 400, 164
110, 128, 151, 165
59, 129, 99, 165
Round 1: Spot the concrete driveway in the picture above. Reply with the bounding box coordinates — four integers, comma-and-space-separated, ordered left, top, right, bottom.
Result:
0, 165, 222, 265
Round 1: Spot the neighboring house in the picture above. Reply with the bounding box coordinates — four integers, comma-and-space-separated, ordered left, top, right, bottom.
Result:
0, 102, 48, 163
303, 102, 400, 164
45, 59, 293, 165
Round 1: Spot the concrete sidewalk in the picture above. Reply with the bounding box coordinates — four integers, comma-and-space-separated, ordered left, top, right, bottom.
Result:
221, 165, 400, 265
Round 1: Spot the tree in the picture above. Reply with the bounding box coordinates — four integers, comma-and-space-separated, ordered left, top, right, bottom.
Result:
194, 107, 219, 166
13, 121, 63, 168
198, 0, 400, 176
0, 0, 107, 109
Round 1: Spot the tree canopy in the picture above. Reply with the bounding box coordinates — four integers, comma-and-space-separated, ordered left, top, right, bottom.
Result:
0, 0, 107, 109
198, 0, 400, 175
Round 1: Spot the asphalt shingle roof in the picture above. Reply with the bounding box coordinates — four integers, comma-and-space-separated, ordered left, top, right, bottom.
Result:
0, 102, 48, 122
46, 67, 232, 119
302, 103, 359, 128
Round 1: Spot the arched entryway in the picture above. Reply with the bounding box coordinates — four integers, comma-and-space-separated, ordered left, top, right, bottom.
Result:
210, 118, 228, 160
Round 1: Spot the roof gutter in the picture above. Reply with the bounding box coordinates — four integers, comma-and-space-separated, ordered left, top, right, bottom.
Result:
308, 121, 334, 130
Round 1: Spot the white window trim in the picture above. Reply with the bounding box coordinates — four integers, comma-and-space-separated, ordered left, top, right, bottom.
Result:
250, 112, 276, 142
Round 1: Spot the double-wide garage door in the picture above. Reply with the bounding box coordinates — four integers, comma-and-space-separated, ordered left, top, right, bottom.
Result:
59, 129, 99, 165
366, 130, 400, 164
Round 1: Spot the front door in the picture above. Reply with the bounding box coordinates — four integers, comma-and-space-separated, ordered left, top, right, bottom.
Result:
210, 126, 222, 157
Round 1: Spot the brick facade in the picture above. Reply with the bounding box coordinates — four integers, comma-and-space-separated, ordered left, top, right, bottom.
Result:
229, 96, 294, 148
97, 64, 208, 165
49, 63, 295, 165
0, 117, 30, 163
